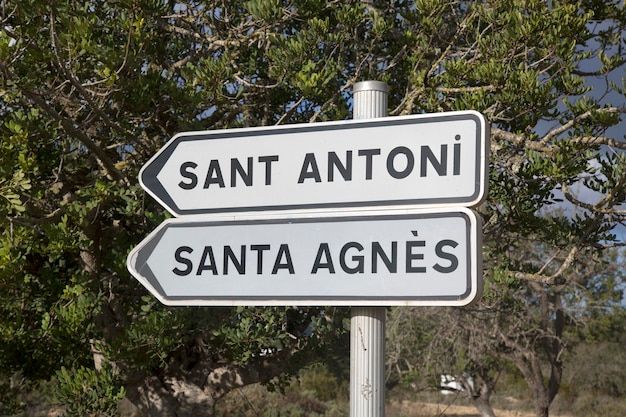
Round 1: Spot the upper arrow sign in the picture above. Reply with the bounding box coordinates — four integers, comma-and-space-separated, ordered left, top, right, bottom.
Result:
140, 111, 489, 216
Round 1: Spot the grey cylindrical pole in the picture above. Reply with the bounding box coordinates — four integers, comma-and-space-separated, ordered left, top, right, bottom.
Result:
350, 80, 388, 417
353, 81, 389, 120
350, 307, 386, 417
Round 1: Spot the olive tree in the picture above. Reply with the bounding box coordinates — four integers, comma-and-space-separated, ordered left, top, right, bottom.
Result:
0, 1, 624, 416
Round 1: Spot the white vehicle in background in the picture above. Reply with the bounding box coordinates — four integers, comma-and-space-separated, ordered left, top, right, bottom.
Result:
440, 374, 474, 395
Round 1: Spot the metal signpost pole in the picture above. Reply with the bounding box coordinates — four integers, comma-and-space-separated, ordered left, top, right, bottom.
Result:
350, 81, 388, 417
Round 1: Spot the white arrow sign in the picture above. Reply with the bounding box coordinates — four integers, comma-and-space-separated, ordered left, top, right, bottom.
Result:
127, 208, 482, 306
140, 111, 489, 216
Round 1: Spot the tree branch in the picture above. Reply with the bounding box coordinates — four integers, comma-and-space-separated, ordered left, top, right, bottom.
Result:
49, 6, 134, 147
512, 245, 580, 285
540, 106, 626, 146
492, 127, 626, 153
21, 90, 125, 183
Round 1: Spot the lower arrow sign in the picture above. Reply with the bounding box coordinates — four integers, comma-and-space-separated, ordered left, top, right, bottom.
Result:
127, 208, 482, 306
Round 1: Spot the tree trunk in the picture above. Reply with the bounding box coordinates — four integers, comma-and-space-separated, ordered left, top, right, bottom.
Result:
467, 377, 497, 417
473, 399, 497, 417
124, 350, 296, 416
125, 374, 217, 417
510, 351, 551, 417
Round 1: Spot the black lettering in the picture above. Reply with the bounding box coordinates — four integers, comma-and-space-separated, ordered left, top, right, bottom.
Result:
420, 145, 447, 177
372, 241, 397, 273
258, 155, 279, 185
311, 243, 335, 273
358, 149, 381, 180
298, 153, 322, 183
196, 246, 217, 275
453, 139, 461, 176
340, 242, 364, 274
406, 240, 426, 273
433, 239, 459, 273
250, 244, 270, 274
328, 151, 352, 182
223, 245, 245, 274
231, 157, 253, 187
178, 162, 198, 190
204, 160, 225, 188
387, 146, 414, 179
272, 244, 295, 274
173, 246, 193, 276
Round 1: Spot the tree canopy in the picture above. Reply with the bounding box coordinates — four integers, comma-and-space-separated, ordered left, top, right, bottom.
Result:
1, 1, 625, 416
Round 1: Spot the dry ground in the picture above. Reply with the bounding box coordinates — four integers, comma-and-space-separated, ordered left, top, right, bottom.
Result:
388, 400, 572, 417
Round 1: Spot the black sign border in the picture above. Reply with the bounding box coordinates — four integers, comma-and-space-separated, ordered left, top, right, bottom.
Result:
140, 113, 489, 216
129, 210, 481, 305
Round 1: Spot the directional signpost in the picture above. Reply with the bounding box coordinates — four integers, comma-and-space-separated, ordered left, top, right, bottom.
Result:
127, 208, 482, 306
139, 111, 489, 216
128, 82, 490, 417
130, 109, 489, 306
